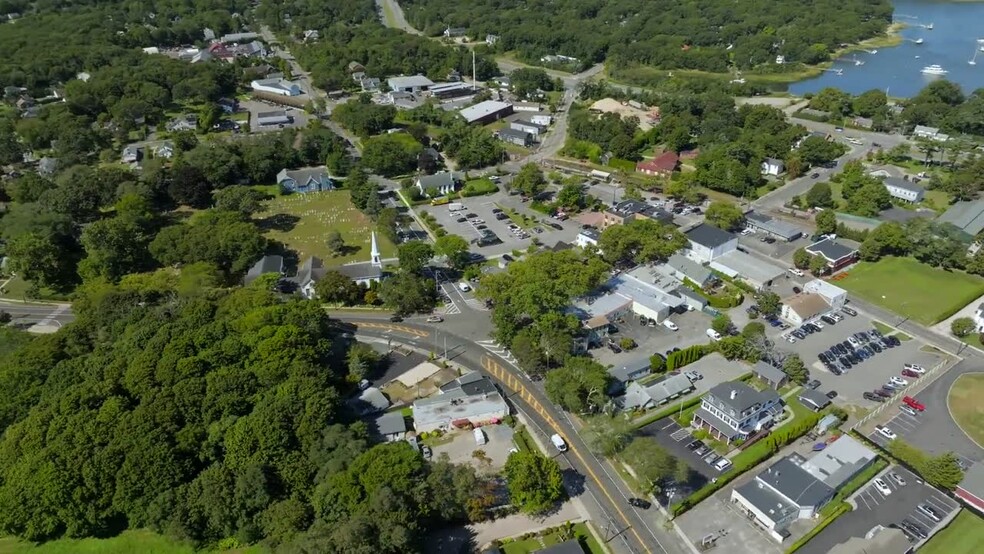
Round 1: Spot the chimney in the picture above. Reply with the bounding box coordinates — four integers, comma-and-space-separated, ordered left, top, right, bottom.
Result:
730, 390, 738, 400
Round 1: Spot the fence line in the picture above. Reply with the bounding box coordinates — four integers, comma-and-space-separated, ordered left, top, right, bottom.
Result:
851, 358, 949, 431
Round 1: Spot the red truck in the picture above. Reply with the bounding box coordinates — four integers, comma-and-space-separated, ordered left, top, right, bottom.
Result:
903, 396, 925, 412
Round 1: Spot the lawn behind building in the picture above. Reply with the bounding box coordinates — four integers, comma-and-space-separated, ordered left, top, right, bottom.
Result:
254, 190, 396, 265
947, 373, 984, 447
919, 510, 984, 554
836, 257, 984, 325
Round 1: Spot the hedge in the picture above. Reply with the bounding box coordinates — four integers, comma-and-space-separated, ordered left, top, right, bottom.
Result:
683, 278, 744, 309
785, 502, 852, 553
666, 344, 708, 371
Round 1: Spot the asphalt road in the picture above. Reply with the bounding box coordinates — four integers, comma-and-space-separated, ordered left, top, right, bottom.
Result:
0, 300, 74, 329
340, 313, 690, 554
376, 0, 422, 35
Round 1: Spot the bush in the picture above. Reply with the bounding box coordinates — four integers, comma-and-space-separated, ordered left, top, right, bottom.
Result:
649, 354, 666, 373
619, 337, 636, 350
951, 317, 975, 338
666, 344, 707, 371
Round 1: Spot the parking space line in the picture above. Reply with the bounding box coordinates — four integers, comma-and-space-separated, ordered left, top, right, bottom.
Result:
926, 496, 954, 512
858, 493, 872, 510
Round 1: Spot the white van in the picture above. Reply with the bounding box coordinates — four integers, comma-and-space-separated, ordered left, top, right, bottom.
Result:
473, 428, 486, 445
448, 202, 465, 212
706, 328, 722, 341
458, 282, 471, 292
550, 434, 568, 452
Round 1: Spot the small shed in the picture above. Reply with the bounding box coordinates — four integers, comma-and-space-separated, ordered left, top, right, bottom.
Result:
815, 414, 840, 435
753, 361, 788, 390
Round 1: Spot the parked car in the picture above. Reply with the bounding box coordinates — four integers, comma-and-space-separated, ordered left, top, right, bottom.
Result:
874, 389, 892, 398
826, 390, 838, 399
841, 306, 858, 316
426, 315, 444, 323
904, 363, 926, 374
903, 396, 926, 411
685, 370, 703, 381
863, 392, 885, 402
900, 404, 918, 417
916, 503, 942, 522
902, 369, 919, 378
713, 458, 733, 472
686, 440, 702, 450
663, 320, 679, 331
889, 376, 909, 387
806, 379, 821, 390
706, 329, 722, 341
874, 478, 892, 496
901, 520, 928, 540
628, 497, 652, 509
694, 445, 711, 456
889, 472, 906, 487
703, 452, 720, 465
876, 425, 898, 440
421, 445, 433, 459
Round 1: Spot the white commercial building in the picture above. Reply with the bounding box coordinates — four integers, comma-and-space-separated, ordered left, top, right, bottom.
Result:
685, 223, 739, 263
459, 100, 513, 124
781, 293, 830, 325
883, 177, 925, 203
387, 75, 435, 93
412, 373, 509, 432
803, 279, 847, 310
250, 78, 302, 96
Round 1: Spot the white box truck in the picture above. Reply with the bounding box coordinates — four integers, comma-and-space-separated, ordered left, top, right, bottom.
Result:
448, 202, 465, 212
473, 428, 486, 445
550, 434, 568, 452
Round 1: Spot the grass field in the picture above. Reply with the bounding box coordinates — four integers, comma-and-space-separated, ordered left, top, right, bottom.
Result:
919, 510, 984, 554
948, 373, 984, 447
254, 190, 396, 265
500, 523, 604, 554
0, 530, 266, 554
836, 257, 984, 325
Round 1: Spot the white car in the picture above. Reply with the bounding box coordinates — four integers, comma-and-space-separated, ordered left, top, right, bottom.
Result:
812, 320, 825, 329
426, 315, 444, 323
889, 472, 906, 487
899, 405, 918, 417
662, 320, 679, 331
706, 329, 722, 341
874, 478, 892, 496
876, 425, 898, 440
789, 268, 804, 277
889, 376, 909, 387
904, 363, 926, 374
458, 282, 471, 292
785, 335, 797, 344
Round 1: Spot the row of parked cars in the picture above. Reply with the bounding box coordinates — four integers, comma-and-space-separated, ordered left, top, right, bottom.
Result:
686, 439, 734, 472
864, 364, 926, 403
817, 327, 901, 376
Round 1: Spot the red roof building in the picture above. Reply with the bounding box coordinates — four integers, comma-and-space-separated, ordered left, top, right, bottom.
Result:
956, 463, 984, 515
636, 151, 679, 177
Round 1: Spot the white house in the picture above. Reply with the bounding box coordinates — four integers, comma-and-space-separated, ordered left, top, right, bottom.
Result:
882, 177, 925, 203
761, 157, 785, 176
973, 303, 984, 332
913, 125, 947, 142
416, 171, 462, 196
685, 223, 738, 263
692, 381, 784, 444
250, 78, 302, 96
803, 279, 847, 310
529, 113, 553, 126
575, 228, 600, 249
510, 119, 545, 138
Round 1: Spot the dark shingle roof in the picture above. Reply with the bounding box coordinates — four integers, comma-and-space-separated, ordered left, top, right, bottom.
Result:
753, 361, 787, 385
686, 223, 737, 248
706, 381, 780, 416
806, 238, 855, 262
758, 457, 833, 507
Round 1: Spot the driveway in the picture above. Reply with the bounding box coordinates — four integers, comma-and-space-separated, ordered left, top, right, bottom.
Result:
865, 358, 984, 465
796, 466, 960, 554
431, 423, 516, 472
675, 490, 783, 554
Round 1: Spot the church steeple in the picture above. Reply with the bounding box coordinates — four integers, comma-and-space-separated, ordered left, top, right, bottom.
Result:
370, 231, 381, 267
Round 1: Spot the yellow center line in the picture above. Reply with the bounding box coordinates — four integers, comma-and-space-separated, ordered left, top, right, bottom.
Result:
355, 322, 430, 337
483, 355, 651, 553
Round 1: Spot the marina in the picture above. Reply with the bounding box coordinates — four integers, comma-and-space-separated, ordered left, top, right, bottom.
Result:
788, 0, 984, 97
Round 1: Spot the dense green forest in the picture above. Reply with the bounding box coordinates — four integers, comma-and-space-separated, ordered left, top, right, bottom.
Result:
401, 0, 892, 72
0, 280, 491, 551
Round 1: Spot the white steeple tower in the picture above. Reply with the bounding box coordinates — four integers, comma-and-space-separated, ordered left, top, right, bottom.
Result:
370, 231, 381, 267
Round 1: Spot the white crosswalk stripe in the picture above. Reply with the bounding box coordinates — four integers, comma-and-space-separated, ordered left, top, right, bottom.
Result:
476, 340, 518, 364
465, 298, 489, 311
443, 303, 461, 315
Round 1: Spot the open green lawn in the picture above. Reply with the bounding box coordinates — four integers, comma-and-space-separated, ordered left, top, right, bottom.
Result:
919, 510, 984, 554
948, 373, 984, 447
836, 257, 984, 325
0, 530, 266, 554
254, 190, 396, 265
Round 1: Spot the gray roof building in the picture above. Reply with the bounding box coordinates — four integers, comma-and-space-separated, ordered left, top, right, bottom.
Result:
352, 387, 390, 415
799, 435, 876, 489
706, 381, 781, 417
806, 238, 857, 264
758, 456, 834, 509
734, 479, 799, 529
257, 110, 290, 126
497, 127, 533, 146
609, 358, 651, 387
745, 211, 803, 241
412, 373, 509, 432
798, 389, 832, 412
244, 255, 284, 285
753, 361, 788, 389
388, 75, 435, 92
686, 223, 737, 249
334, 262, 383, 283
460, 100, 513, 124
937, 198, 984, 238
666, 253, 714, 286
623, 373, 695, 410
373, 411, 409, 438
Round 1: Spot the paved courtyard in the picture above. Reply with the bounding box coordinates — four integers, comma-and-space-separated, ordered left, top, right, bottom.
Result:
675, 489, 784, 554
591, 308, 715, 368
431, 423, 516, 473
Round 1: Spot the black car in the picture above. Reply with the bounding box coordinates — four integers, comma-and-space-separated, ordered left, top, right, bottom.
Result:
806, 380, 821, 390
826, 390, 838, 399
495, 212, 509, 220
821, 315, 837, 325
686, 440, 702, 450
829, 365, 843, 376
389, 315, 404, 322
792, 286, 802, 294
456, 217, 467, 223
818, 353, 829, 363
864, 391, 885, 402
628, 497, 652, 509
870, 342, 883, 353
792, 330, 806, 340
901, 520, 928, 540
849, 353, 861, 364
811, 172, 820, 178
491, 208, 503, 214
876, 388, 893, 397
839, 356, 852, 368
465, 213, 478, 218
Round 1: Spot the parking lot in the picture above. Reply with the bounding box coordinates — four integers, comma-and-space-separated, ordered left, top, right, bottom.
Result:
425, 189, 581, 257
675, 489, 784, 554
241, 99, 311, 132
591, 308, 714, 368
864, 358, 983, 464
430, 423, 516, 473
797, 466, 961, 554
777, 314, 941, 408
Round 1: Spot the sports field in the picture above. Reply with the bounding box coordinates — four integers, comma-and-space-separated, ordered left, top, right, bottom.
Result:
948, 373, 984, 447
836, 257, 984, 325
919, 510, 984, 554
255, 190, 396, 264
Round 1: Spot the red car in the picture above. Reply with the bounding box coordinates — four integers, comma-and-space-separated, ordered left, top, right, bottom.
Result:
901, 369, 920, 379
903, 396, 925, 411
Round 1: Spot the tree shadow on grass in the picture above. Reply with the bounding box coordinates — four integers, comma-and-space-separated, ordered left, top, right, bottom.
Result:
255, 213, 301, 232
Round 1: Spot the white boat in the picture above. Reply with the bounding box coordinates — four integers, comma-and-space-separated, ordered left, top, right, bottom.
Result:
915, 38, 924, 45
921, 64, 948, 75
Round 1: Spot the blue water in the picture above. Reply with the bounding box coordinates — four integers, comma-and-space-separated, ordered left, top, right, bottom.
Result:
789, 0, 984, 97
